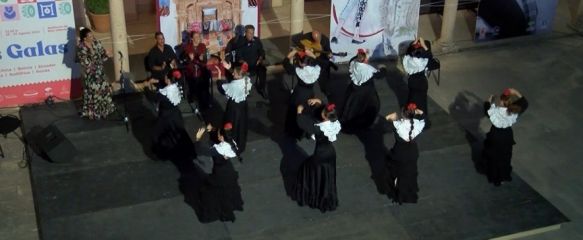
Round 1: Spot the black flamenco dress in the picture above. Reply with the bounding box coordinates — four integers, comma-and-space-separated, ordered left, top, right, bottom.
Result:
340, 60, 382, 134
188, 139, 244, 223
403, 52, 431, 120
218, 76, 252, 153
482, 97, 528, 186
383, 116, 425, 204
151, 83, 197, 161
283, 59, 321, 140
292, 104, 341, 212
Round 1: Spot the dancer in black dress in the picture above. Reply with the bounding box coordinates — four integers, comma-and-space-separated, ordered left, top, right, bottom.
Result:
340, 49, 383, 134
382, 103, 425, 204
283, 49, 321, 140
291, 98, 341, 212
189, 124, 244, 223
403, 39, 432, 127
483, 88, 528, 186
218, 62, 252, 153
151, 70, 196, 161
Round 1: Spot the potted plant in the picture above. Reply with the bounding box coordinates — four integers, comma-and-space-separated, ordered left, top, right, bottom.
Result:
85, 0, 110, 33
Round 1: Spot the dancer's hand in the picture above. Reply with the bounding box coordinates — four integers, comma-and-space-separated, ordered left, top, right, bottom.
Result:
385, 112, 398, 121
307, 98, 321, 106
206, 123, 213, 132
222, 60, 231, 70
488, 94, 494, 103
195, 128, 206, 141
415, 109, 424, 115
305, 50, 317, 59
297, 105, 304, 114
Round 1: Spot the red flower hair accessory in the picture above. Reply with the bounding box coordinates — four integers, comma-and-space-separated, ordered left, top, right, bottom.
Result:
357, 48, 366, 55
326, 103, 336, 112
503, 88, 511, 96
223, 122, 233, 130
241, 62, 249, 73
412, 42, 423, 49
407, 103, 417, 111
172, 69, 182, 79
297, 50, 306, 59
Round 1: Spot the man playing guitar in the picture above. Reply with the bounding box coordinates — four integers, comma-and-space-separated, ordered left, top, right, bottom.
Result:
295, 30, 346, 96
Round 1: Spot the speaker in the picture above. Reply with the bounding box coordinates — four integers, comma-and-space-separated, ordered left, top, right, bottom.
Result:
28, 124, 77, 163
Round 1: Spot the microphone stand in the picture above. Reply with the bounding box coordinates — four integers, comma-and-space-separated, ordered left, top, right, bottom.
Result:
118, 51, 130, 132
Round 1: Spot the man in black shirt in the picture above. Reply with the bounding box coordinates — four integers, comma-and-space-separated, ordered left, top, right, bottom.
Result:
236, 25, 267, 99
147, 32, 178, 89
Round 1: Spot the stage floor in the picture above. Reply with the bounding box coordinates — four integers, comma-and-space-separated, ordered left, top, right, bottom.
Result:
20, 64, 567, 240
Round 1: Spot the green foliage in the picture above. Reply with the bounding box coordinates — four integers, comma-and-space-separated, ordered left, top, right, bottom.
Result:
85, 0, 109, 15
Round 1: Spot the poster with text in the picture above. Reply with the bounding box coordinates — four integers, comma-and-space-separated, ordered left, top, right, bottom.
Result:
0, 0, 80, 107
157, 0, 260, 55
475, 0, 558, 41
330, 0, 420, 63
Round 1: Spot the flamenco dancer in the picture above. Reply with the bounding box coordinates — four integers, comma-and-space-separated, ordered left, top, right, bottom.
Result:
291, 98, 341, 212
382, 103, 425, 204
189, 123, 244, 223
483, 88, 528, 186
340, 49, 384, 134
283, 49, 321, 140
217, 62, 252, 154
403, 38, 433, 128
151, 70, 197, 161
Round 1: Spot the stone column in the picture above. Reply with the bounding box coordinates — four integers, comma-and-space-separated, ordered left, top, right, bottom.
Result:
436, 0, 459, 53
272, 0, 283, 7
290, 0, 305, 35
109, 0, 130, 82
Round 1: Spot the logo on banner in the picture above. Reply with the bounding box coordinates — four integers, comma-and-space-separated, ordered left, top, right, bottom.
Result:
21, 4, 35, 18
37, 1, 56, 19
57, 2, 71, 15
2, 5, 20, 21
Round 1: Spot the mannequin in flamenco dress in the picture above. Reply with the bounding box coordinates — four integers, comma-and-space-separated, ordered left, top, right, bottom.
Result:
483, 88, 528, 186
188, 124, 244, 223
340, 49, 384, 134
217, 62, 252, 154
151, 70, 197, 161
283, 49, 322, 140
292, 98, 341, 212
382, 103, 425, 204
403, 39, 433, 128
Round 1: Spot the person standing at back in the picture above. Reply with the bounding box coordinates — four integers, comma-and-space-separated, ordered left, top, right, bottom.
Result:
236, 25, 267, 99
148, 32, 178, 89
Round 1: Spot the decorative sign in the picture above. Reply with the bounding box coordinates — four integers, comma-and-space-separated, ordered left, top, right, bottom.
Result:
157, 0, 260, 54
0, 0, 80, 107
330, 0, 420, 62
475, 0, 558, 41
